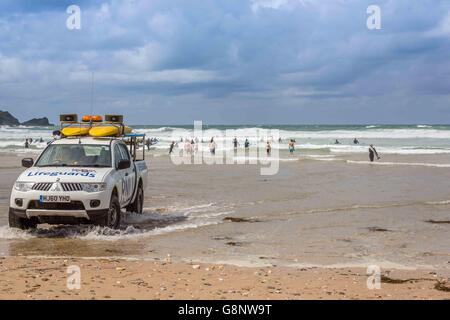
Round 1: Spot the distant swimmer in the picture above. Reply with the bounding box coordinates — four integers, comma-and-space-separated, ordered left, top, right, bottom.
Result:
191, 139, 198, 153
24, 139, 29, 149
266, 141, 271, 156
39, 137, 44, 143
169, 141, 175, 154
335, 139, 340, 144
184, 139, 193, 154
209, 138, 216, 155
369, 144, 380, 162
288, 139, 295, 154
353, 138, 359, 144
244, 138, 250, 149
278, 137, 282, 143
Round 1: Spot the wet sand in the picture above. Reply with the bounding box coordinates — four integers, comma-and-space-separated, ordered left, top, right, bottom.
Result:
0, 150, 450, 299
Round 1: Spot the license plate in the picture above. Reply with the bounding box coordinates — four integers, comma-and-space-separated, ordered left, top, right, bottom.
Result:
39, 195, 71, 203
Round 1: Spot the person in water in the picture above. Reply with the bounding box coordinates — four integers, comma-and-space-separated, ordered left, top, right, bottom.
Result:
145, 138, 151, 150
169, 141, 175, 154
266, 141, 271, 156
209, 138, 216, 155
288, 139, 295, 154
244, 138, 250, 149
353, 138, 359, 144
232, 137, 239, 150
369, 144, 380, 162
335, 139, 340, 144
24, 139, 29, 149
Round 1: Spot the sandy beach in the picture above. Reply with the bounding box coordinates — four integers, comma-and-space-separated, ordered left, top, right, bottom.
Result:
0, 256, 449, 299
0, 148, 449, 299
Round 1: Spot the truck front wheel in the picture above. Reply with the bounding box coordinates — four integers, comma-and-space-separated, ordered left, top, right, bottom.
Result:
9, 209, 37, 230
92, 195, 121, 229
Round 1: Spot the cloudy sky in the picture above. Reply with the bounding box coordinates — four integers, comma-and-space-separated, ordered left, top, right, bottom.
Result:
1, 0, 450, 124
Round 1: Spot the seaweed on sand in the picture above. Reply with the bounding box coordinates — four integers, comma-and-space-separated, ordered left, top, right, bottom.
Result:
434, 281, 450, 292
425, 219, 450, 224
223, 217, 260, 223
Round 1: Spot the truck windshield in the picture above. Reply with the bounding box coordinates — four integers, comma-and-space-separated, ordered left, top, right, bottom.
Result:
35, 144, 112, 167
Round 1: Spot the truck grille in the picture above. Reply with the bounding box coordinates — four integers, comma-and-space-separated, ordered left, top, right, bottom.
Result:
61, 183, 83, 191
28, 200, 85, 210
32, 183, 53, 191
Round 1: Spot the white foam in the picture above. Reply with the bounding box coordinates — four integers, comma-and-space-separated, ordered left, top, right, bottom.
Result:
0, 202, 231, 241
0, 226, 34, 239
425, 200, 450, 205
347, 160, 450, 168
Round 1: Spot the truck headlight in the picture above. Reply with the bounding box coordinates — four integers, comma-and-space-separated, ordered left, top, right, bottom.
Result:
14, 182, 34, 192
80, 183, 107, 193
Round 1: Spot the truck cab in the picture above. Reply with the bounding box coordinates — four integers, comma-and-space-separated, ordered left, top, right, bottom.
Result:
9, 132, 148, 230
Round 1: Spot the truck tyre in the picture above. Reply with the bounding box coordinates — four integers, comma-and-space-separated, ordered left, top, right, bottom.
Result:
126, 183, 144, 214
92, 194, 121, 229
9, 210, 37, 230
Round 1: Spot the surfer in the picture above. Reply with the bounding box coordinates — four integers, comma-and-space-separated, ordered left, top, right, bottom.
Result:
369, 144, 380, 162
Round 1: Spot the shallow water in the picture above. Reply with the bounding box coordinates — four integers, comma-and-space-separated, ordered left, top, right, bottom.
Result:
0, 151, 449, 271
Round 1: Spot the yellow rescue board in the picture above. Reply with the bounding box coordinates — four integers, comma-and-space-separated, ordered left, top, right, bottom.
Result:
61, 126, 91, 137
89, 125, 132, 137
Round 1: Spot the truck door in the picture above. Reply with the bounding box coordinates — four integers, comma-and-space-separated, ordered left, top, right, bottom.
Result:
117, 143, 136, 206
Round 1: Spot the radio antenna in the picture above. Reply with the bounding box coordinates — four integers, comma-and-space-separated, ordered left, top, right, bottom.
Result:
90, 71, 94, 123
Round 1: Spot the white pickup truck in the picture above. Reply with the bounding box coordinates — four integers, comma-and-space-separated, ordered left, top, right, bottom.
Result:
9, 136, 148, 229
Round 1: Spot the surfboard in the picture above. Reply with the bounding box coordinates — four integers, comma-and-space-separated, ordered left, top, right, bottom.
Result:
61, 126, 91, 137
89, 125, 132, 137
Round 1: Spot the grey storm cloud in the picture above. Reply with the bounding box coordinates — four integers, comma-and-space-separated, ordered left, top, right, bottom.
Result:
0, 0, 450, 124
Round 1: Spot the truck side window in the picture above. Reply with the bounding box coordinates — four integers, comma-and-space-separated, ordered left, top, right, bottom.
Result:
118, 144, 130, 161
114, 144, 124, 168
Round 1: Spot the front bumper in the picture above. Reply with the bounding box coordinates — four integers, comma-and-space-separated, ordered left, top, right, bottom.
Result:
10, 189, 111, 220
9, 207, 109, 222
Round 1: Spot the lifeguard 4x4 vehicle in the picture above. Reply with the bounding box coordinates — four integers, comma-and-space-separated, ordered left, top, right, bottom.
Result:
9, 114, 148, 229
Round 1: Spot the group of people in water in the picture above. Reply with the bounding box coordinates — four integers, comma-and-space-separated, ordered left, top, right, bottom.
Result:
145, 137, 159, 150
25, 134, 380, 162
165, 136, 381, 162
24, 137, 44, 148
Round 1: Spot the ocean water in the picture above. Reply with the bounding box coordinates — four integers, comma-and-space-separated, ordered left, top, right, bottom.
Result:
3, 124, 450, 155
1, 125, 450, 269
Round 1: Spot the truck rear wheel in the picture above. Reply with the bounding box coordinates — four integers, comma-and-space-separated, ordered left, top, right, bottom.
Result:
9, 209, 37, 230
92, 195, 121, 229
126, 184, 144, 214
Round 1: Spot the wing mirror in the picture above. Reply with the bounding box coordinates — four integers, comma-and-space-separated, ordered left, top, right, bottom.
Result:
22, 158, 34, 168
117, 159, 131, 170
